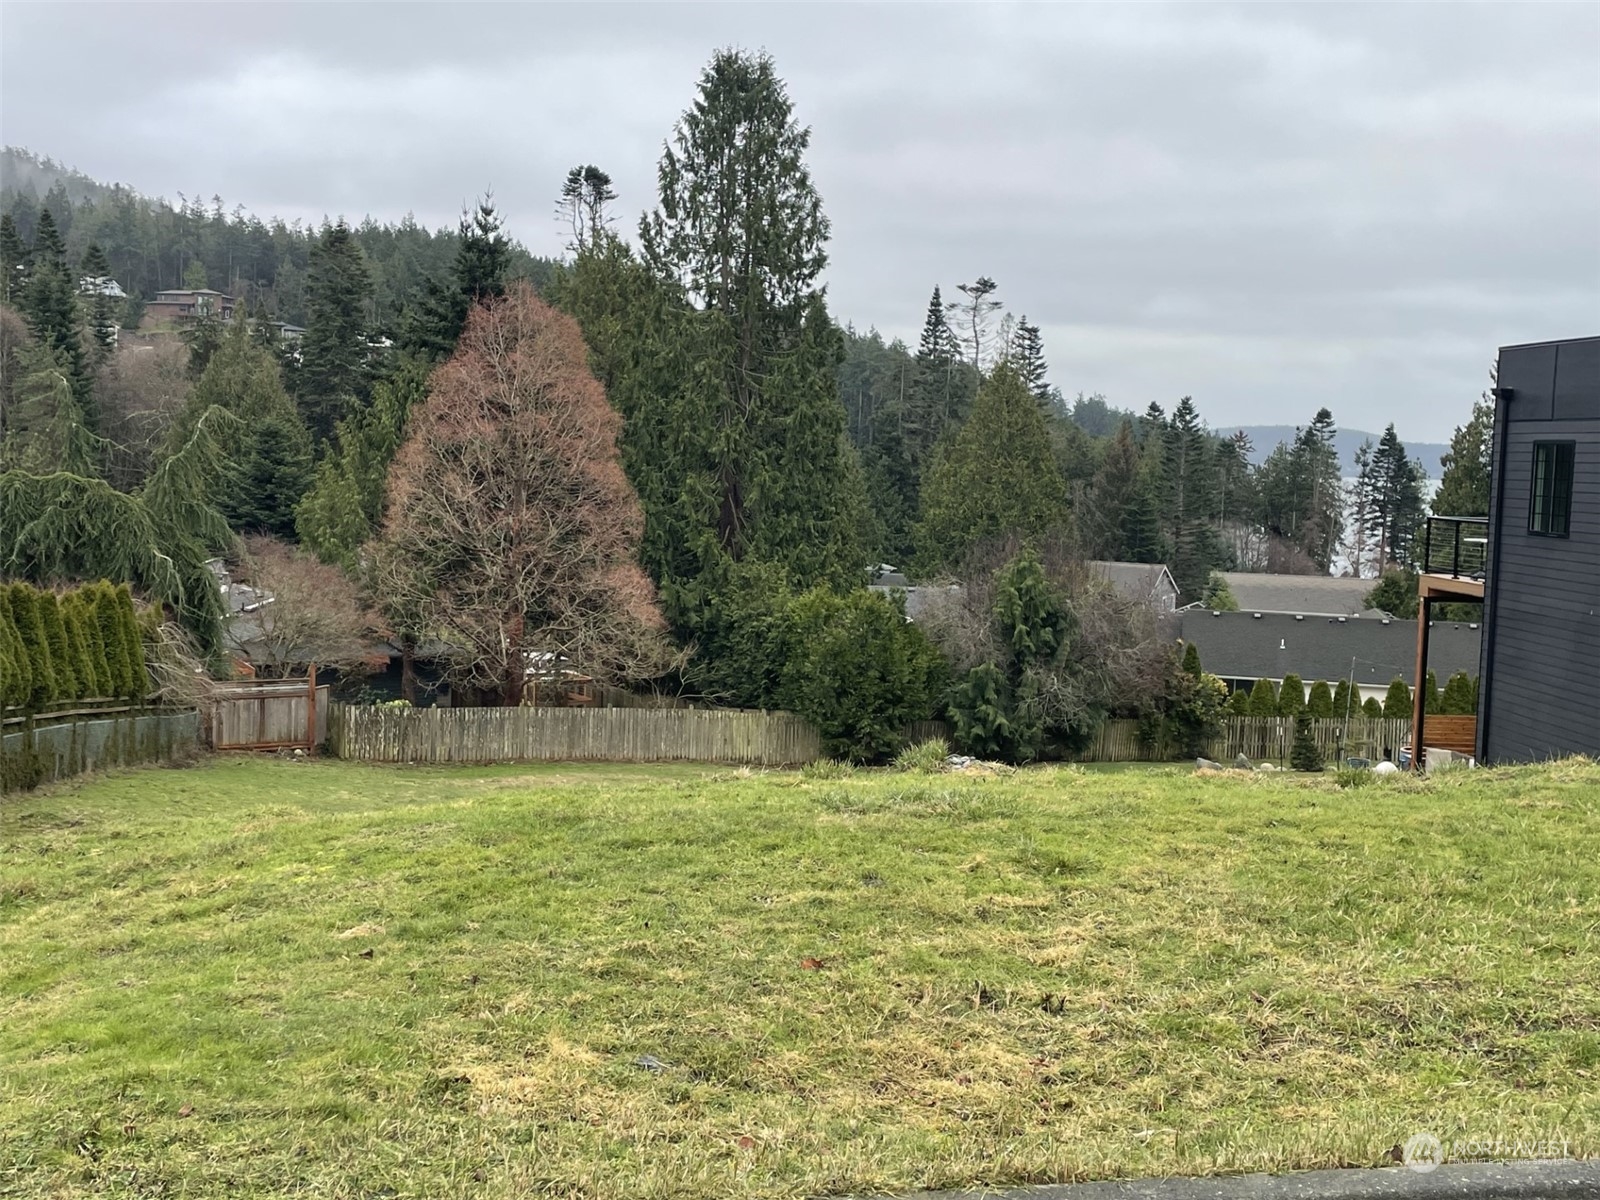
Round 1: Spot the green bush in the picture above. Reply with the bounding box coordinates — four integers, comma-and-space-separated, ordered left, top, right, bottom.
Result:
1276, 673, 1306, 717
1423, 669, 1441, 714
1331, 679, 1353, 720
116, 584, 148, 698
7, 584, 54, 710
1181, 642, 1202, 678
1227, 688, 1251, 716
1440, 671, 1476, 715
1247, 678, 1278, 717
1362, 696, 1383, 719
1290, 718, 1325, 772
93, 582, 134, 698
35, 591, 79, 702
1306, 680, 1334, 718
893, 737, 950, 773
1382, 676, 1412, 719
71, 591, 114, 698
0, 589, 30, 710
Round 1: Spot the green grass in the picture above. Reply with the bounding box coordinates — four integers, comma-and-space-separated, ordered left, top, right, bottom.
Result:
2, 756, 1597, 1198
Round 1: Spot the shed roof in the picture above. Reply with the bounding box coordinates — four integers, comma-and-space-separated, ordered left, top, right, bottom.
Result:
1088, 560, 1177, 600
1219, 572, 1377, 616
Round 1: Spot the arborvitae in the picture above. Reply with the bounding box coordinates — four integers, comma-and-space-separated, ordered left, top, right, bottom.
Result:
1307, 680, 1334, 718
1382, 676, 1412, 719
8, 584, 53, 709
1362, 696, 1383, 719
0, 589, 29, 709
1423, 669, 1441, 714
1440, 670, 1476, 715
115, 584, 147, 698
1290, 718, 1325, 772
1227, 688, 1251, 716
1331, 678, 1353, 720
70, 591, 113, 697
94, 582, 134, 698
915, 364, 1067, 571
1181, 642, 1202, 678
1247, 677, 1278, 717
66, 595, 97, 699
34, 590, 78, 701
1276, 673, 1306, 717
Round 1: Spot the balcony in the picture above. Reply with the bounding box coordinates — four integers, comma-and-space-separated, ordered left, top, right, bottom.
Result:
1417, 515, 1488, 601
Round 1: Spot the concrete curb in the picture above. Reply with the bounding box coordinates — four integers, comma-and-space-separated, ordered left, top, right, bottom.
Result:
880, 1160, 1600, 1200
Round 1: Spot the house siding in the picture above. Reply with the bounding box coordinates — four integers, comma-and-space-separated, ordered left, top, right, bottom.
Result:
1478, 337, 1600, 763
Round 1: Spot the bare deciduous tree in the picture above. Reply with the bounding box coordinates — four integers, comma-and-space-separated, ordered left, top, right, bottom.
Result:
370, 282, 676, 705
95, 341, 193, 490
232, 535, 381, 678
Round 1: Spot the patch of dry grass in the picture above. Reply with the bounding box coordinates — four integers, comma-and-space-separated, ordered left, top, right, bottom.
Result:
1, 756, 1596, 1198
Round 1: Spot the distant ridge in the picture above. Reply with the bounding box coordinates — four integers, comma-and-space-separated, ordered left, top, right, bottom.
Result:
1227, 425, 1450, 478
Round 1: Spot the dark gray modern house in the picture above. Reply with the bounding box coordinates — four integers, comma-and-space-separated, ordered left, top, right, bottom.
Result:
1418, 336, 1598, 764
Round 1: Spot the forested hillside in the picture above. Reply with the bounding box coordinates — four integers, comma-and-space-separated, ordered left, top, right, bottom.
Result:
0, 50, 1494, 760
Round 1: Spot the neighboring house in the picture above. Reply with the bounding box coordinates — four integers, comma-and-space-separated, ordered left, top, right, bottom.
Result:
1088, 560, 1179, 613
1179, 609, 1480, 704
1216, 572, 1376, 617
1463, 335, 1599, 763
78, 275, 126, 299
141, 287, 236, 327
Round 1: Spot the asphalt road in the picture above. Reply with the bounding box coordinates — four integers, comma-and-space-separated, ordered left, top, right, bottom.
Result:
884, 1160, 1600, 1200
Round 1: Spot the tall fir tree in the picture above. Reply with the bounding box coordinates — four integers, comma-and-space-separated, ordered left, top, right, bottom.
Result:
1434, 378, 1494, 518
901, 286, 967, 467
637, 49, 864, 619
79, 242, 120, 361
1009, 317, 1050, 408
1162, 396, 1220, 599
400, 195, 511, 360
0, 213, 27, 305
18, 209, 92, 429
915, 365, 1067, 571
297, 219, 374, 446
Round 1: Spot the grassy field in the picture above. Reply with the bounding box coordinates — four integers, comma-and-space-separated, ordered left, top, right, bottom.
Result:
2, 756, 1597, 1199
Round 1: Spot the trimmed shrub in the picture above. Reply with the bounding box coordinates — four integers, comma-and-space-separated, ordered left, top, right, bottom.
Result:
1362, 696, 1384, 719
1290, 718, 1325, 772
1423, 670, 1441, 715
1382, 676, 1412, 719
8, 584, 54, 710
1181, 642, 1202, 678
1331, 679, 1353, 720
1227, 688, 1251, 716
1276, 673, 1306, 717
1306, 680, 1334, 718
35, 591, 79, 701
71, 592, 114, 698
1440, 671, 1476, 715
116, 584, 148, 699
1247, 678, 1278, 717
93, 582, 134, 698
59, 596, 98, 701
0, 589, 30, 710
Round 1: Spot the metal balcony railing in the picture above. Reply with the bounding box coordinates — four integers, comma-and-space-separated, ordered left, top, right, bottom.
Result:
1421, 515, 1489, 580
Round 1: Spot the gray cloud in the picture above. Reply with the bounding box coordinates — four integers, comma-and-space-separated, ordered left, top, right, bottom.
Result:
3, 1, 1596, 441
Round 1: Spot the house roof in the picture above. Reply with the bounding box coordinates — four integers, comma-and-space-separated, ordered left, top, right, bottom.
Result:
1219, 571, 1377, 616
1088, 560, 1177, 600
1178, 609, 1481, 688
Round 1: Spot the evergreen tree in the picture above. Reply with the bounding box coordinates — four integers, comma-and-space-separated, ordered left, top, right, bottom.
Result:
93, 582, 134, 698
1367, 424, 1426, 572
116, 584, 148, 698
915, 365, 1067, 571
59, 595, 99, 699
1227, 687, 1251, 716
400, 195, 511, 360
80, 243, 120, 359
1213, 431, 1256, 532
945, 276, 1002, 372
1086, 420, 1149, 560
1181, 642, 1202, 678
1423, 669, 1441, 715
35, 590, 78, 701
1, 340, 100, 475
297, 219, 373, 445
1307, 679, 1334, 717
1365, 568, 1419, 619
1382, 676, 1412, 719
1434, 383, 1494, 518
1, 212, 29, 305
556, 167, 617, 252
1163, 395, 1220, 599
1440, 670, 1476, 715
902, 286, 966, 466
1332, 678, 1353, 720
1010, 317, 1050, 407
1259, 409, 1343, 571
637, 49, 864, 614
17, 209, 92, 428
1247, 677, 1278, 716
1276, 672, 1306, 717
7, 583, 53, 709
296, 358, 429, 568
1362, 695, 1383, 718
1290, 717, 1325, 772
68, 590, 113, 698
0, 588, 32, 710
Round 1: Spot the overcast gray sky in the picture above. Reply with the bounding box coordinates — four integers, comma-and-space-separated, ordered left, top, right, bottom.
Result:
3, 2, 1597, 441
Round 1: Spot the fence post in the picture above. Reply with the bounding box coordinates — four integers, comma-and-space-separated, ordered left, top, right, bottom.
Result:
306, 664, 318, 751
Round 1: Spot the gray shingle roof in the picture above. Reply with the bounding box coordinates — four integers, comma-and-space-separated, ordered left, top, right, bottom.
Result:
1089, 560, 1178, 604
1179, 610, 1481, 688
1219, 572, 1378, 616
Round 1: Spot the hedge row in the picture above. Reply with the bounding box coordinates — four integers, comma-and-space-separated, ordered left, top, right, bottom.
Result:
0, 580, 148, 712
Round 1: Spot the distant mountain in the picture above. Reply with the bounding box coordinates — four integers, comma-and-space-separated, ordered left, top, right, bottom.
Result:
1226, 425, 1450, 478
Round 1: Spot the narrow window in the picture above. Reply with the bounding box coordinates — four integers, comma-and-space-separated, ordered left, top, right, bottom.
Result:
1529, 442, 1575, 537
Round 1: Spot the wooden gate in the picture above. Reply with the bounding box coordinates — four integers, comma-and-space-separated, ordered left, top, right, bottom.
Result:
207, 675, 329, 750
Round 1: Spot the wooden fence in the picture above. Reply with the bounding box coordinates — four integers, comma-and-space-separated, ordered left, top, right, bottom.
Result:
1205, 716, 1414, 766
1417, 715, 1477, 759
2, 706, 199, 794
208, 679, 329, 750
328, 703, 822, 766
